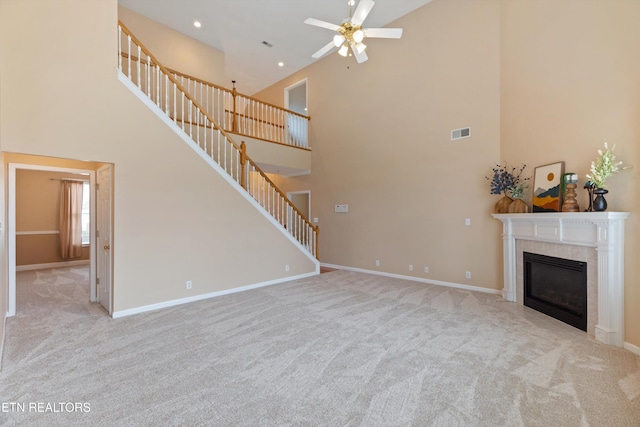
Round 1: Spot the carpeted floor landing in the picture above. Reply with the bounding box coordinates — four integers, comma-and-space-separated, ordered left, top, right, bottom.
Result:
1, 267, 639, 426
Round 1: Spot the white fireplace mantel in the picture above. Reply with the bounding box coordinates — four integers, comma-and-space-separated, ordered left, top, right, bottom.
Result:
492, 212, 630, 347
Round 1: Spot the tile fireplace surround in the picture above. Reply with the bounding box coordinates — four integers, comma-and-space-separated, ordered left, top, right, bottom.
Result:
492, 212, 630, 347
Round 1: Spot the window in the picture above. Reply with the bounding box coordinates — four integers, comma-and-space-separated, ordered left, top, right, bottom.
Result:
81, 182, 90, 245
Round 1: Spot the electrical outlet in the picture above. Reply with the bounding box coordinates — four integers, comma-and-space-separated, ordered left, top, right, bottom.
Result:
285, 264, 290, 272
409, 265, 413, 271
465, 271, 471, 279
424, 266, 429, 273
465, 218, 471, 226
375, 260, 380, 267
186, 280, 192, 289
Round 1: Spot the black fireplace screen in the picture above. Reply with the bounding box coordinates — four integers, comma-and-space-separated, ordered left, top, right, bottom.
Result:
524, 252, 587, 331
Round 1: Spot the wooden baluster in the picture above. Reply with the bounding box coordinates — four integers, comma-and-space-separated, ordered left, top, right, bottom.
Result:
180, 91, 185, 130
269, 106, 272, 142
137, 46, 141, 88
165, 74, 169, 115
188, 100, 193, 138
279, 111, 288, 144
216, 129, 220, 163
127, 35, 131, 78
118, 26, 122, 71
203, 117, 207, 154
225, 136, 229, 172
172, 83, 176, 123
146, 56, 150, 97
156, 65, 160, 106
202, 82, 207, 121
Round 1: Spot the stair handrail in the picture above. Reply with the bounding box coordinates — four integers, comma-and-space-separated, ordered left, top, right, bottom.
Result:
118, 21, 318, 258
166, 68, 309, 120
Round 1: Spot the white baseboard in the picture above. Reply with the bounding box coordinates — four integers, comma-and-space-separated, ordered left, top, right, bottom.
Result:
112, 271, 319, 319
320, 263, 502, 296
623, 341, 640, 356
16, 260, 90, 272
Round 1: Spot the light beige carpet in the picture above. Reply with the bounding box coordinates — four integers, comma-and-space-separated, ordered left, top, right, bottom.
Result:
1, 267, 639, 426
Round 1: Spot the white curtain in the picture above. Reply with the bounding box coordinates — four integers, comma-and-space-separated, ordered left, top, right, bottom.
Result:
59, 180, 84, 259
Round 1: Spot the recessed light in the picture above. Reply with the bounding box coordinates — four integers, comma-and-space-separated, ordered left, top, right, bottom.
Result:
278, 62, 284, 67
193, 21, 202, 28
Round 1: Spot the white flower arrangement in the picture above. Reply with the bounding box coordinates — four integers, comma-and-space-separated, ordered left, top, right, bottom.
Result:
585, 142, 631, 189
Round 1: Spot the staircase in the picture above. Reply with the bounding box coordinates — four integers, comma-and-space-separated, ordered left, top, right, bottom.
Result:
117, 22, 318, 259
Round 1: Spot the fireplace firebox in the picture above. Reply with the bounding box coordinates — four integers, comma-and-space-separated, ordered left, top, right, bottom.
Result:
523, 252, 587, 331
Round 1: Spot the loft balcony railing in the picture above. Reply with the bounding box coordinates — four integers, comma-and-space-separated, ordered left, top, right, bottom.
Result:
117, 21, 318, 258
171, 73, 310, 150
118, 55, 310, 149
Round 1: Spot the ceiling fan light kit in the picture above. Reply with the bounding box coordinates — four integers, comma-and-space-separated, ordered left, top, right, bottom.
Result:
305, 0, 403, 64
353, 29, 364, 43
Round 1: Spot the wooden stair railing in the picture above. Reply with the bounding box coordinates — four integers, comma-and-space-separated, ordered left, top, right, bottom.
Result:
117, 21, 318, 259
119, 53, 310, 149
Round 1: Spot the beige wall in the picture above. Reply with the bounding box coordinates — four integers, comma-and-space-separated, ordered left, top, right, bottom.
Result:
118, 6, 226, 87
0, 0, 316, 335
16, 169, 91, 265
256, 0, 503, 286
256, 0, 640, 347
499, 0, 640, 347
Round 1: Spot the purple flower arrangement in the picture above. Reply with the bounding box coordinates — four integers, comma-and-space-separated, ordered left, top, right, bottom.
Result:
486, 163, 529, 198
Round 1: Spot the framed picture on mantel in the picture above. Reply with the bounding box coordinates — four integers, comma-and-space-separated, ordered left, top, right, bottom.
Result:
532, 161, 564, 212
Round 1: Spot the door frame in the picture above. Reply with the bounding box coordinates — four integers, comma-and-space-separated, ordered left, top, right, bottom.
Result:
284, 78, 308, 114
286, 190, 312, 226
7, 163, 97, 316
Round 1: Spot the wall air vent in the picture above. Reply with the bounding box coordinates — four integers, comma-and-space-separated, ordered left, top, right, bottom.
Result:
451, 127, 471, 140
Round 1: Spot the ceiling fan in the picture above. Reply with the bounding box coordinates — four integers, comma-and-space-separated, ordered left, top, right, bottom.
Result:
304, 0, 403, 64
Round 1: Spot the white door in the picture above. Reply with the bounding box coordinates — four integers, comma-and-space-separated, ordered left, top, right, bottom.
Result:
96, 164, 113, 314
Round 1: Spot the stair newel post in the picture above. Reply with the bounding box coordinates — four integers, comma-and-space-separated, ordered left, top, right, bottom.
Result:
232, 80, 238, 133
240, 141, 247, 190
315, 225, 319, 260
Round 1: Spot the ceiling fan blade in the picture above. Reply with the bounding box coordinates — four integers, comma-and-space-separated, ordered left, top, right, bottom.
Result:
364, 28, 403, 39
351, 0, 375, 26
351, 44, 368, 64
312, 41, 337, 59
304, 18, 341, 32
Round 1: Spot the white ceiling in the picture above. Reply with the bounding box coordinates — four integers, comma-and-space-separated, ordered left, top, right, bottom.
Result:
117, 0, 433, 94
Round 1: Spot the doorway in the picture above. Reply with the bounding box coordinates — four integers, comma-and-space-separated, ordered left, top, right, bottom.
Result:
285, 78, 308, 116
7, 162, 112, 317
287, 190, 311, 220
